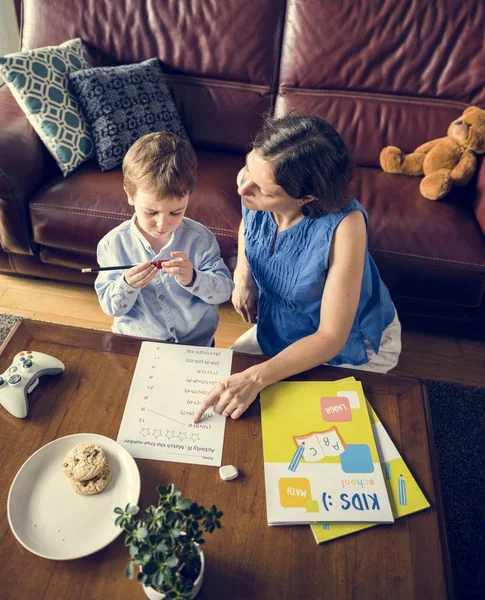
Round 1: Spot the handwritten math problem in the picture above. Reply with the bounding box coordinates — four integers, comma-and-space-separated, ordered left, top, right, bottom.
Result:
117, 342, 233, 466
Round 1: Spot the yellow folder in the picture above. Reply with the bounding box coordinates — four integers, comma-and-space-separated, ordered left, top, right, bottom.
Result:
310, 378, 430, 543
260, 378, 395, 525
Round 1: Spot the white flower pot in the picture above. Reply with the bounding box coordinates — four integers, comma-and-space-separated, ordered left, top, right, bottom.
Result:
142, 548, 205, 600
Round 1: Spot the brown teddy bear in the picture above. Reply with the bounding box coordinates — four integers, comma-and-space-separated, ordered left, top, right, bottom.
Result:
379, 106, 485, 200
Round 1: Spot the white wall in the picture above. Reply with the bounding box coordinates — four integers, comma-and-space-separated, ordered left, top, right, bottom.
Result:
0, 1, 20, 56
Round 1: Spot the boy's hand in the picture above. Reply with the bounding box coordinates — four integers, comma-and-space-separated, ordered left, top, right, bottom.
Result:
163, 252, 195, 286
124, 262, 158, 288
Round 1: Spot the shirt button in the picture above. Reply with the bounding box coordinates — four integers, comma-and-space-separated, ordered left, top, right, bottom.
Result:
122, 304, 127, 308
193, 286, 199, 292
170, 327, 174, 332
159, 294, 165, 301
208, 295, 213, 299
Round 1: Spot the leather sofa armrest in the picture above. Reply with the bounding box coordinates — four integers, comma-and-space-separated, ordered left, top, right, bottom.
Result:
0, 85, 58, 255
474, 159, 485, 238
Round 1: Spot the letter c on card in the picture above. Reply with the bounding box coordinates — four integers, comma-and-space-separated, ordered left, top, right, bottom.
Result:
320, 396, 352, 422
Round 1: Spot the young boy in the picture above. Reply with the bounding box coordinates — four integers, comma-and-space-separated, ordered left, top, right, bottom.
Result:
95, 132, 234, 346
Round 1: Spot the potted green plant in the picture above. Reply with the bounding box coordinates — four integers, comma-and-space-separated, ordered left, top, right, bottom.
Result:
114, 483, 223, 600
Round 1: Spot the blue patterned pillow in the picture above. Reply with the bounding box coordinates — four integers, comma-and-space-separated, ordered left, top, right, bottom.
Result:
0, 38, 94, 176
68, 58, 188, 171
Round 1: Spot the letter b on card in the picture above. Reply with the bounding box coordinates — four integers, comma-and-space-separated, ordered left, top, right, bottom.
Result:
320, 396, 352, 422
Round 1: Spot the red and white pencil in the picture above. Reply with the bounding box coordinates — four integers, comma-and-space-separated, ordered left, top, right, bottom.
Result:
81, 260, 169, 273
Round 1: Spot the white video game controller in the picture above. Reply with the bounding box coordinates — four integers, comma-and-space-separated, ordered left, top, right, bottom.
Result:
0, 350, 65, 418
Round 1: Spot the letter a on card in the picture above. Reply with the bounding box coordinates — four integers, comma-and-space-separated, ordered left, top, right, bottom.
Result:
316, 426, 346, 456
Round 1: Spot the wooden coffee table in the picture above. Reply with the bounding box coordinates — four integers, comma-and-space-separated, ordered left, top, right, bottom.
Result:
0, 320, 452, 599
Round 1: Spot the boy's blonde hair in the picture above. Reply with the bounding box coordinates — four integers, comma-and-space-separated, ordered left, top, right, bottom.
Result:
122, 132, 197, 198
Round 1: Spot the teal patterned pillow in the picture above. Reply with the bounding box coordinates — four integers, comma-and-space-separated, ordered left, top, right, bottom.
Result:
0, 38, 94, 176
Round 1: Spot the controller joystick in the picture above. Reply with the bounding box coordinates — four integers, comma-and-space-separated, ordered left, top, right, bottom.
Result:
0, 350, 65, 418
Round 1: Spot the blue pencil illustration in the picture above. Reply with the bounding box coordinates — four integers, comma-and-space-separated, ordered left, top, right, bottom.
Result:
288, 445, 305, 472
398, 474, 407, 505
385, 462, 391, 480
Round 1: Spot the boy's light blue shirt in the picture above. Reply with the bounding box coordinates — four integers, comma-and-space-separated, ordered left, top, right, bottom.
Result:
95, 215, 234, 346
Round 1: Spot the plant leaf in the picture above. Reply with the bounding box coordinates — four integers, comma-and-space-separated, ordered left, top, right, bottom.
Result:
127, 505, 139, 516
125, 562, 134, 579
178, 499, 192, 510
165, 554, 179, 568
137, 572, 147, 583
153, 570, 165, 588
165, 510, 175, 524
156, 541, 168, 553
144, 561, 159, 575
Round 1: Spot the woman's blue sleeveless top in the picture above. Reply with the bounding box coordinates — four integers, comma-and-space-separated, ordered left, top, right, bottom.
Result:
242, 199, 395, 365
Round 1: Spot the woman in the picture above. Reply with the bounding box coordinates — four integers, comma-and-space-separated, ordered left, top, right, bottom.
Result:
194, 114, 401, 422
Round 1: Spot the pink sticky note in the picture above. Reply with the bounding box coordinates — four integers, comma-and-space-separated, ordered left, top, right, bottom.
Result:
320, 396, 352, 422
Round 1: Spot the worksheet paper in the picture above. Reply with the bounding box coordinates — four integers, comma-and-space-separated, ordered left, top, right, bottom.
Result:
117, 342, 233, 466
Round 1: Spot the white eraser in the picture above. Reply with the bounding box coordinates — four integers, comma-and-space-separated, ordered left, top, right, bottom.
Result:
219, 465, 239, 481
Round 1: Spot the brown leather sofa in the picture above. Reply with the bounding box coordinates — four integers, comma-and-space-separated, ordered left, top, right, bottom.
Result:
1, 0, 485, 337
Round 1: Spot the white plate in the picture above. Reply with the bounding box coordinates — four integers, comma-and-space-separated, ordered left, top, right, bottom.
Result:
7, 433, 141, 560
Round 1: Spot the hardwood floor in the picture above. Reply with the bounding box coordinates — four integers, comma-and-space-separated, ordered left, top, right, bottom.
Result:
1, 273, 484, 387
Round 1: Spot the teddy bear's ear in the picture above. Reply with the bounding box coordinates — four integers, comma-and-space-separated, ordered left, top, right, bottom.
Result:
463, 106, 480, 116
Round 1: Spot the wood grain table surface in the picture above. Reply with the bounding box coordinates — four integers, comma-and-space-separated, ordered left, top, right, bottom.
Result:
0, 320, 452, 599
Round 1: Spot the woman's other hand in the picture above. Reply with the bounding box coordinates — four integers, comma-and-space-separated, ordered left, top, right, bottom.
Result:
232, 269, 258, 323
193, 368, 262, 422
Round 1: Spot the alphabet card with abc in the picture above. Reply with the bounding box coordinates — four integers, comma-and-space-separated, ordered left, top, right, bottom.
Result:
260, 380, 394, 525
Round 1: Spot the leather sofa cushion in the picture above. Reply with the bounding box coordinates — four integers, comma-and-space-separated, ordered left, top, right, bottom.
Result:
275, 90, 468, 170
29, 150, 242, 270
30, 157, 485, 308
355, 168, 485, 307
277, 0, 485, 169
21, 0, 285, 154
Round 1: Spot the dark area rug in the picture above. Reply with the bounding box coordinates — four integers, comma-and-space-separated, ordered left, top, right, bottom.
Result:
0, 313, 23, 343
424, 379, 485, 600
0, 314, 483, 597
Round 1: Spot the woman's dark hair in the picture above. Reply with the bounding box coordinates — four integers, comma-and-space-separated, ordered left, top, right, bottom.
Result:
252, 114, 354, 217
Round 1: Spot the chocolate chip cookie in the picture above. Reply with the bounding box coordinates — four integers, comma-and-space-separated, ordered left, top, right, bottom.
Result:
70, 465, 112, 496
62, 443, 107, 482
